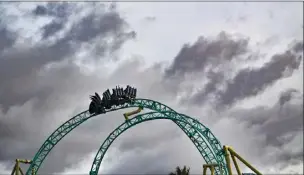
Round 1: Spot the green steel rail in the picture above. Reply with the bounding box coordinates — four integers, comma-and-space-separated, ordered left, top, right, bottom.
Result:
90, 111, 226, 175
25, 99, 227, 175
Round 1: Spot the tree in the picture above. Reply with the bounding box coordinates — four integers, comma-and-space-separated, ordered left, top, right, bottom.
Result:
169, 166, 190, 175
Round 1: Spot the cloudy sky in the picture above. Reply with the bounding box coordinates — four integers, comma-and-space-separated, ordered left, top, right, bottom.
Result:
0, 2, 303, 175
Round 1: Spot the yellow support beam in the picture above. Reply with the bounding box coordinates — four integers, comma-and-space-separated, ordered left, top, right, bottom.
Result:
222, 146, 263, 175
203, 163, 218, 175
19, 167, 24, 175
223, 146, 233, 175
11, 159, 33, 175
11, 164, 16, 175
227, 146, 262, 175
16, 159, 19, 175
16, 159, 32, 164
231, 154, 241, 175
123, 106, 143, 120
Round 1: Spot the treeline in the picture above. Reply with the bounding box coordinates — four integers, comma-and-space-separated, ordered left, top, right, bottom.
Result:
169, 166, 190, 175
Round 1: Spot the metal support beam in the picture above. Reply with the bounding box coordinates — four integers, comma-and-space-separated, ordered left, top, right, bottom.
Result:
223, 146, 262, 175
11, 159, 33, 175
227, 146, 262, 175
203, 164, 220, 175
123, 106, 143, 120
223, 146, 233, 175
231, 154, 241, 175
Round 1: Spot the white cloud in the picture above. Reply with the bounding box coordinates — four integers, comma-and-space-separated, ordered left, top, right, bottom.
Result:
0, 163, 10, 174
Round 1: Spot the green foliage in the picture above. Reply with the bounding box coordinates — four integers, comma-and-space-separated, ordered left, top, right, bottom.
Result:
169, 166, 190, 175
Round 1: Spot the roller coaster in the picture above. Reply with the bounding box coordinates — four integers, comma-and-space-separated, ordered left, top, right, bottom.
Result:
10, 85, 263, 175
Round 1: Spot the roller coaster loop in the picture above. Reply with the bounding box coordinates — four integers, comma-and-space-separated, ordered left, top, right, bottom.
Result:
89, 111, 227, 175
24, 98, 249, 175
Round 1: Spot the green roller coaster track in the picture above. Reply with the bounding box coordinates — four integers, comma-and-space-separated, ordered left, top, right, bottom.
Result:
25, 99, 228, 175
90, 111, 227, 175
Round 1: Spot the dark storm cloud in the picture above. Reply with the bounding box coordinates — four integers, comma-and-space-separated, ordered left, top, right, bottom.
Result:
0, 2, 134, 112
165, 33, 302, 107
291, 40, 303, 53
277, 150, 303, 166
218, 45, 302, 106
0, 37, 74, 111
35, 2, 132, 43
0, 26, 16, 52
182, 40, 303, 107
190, 71, 225, 105
0, 2, 136, 173
165, 31, 249, 78
0, 62, 122, 173
261, 103, 302, 147
68, 12, 126, 42
278, 88, 299, 106
32, 2, 72, 18
162, 31, 250, 100
41, 19, 65, 39
33, 2, 74, 39
231, 91, 303, 166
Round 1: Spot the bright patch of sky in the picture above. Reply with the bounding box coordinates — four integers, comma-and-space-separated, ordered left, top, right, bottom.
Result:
117, 2, 302, 66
